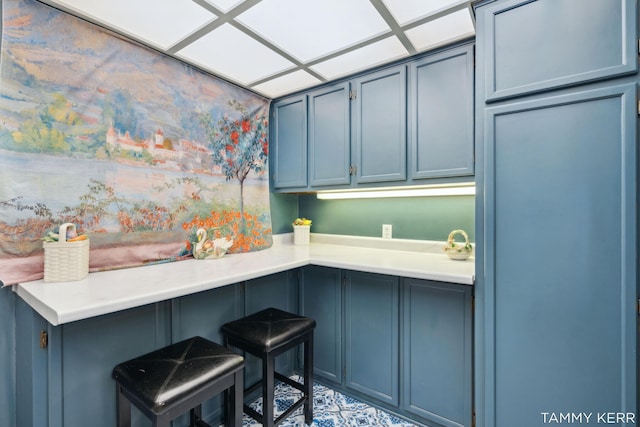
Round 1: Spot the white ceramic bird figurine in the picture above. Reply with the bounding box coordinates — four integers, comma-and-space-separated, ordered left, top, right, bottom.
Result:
193, 228, 212, 259
193, 228, 233, 259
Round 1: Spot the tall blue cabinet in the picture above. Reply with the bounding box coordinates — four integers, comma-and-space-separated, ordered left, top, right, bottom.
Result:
473, 1, 638, 426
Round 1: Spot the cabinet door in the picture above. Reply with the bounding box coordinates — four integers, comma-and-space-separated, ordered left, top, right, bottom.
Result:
300, 265, 342, 383
308, 83, 351, 187
345, 271, 399, 405
409, 44, 474, 179
479, 83, 637, 427
352, 65, 407, 184
403, 279, 472, 427
478, 0, 637, 101
0, 288, 15, 427
272, 95, 307, 189
58, 303, 170, 427
245, 271, 298, 383
171, 285, 243, 425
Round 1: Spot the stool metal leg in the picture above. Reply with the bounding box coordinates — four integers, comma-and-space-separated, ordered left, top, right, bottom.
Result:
116, 384, 131, 427
263, 351, 275, 427
190, 404, 202, 426
304, 334, 314, 425
232, 370, 244, 427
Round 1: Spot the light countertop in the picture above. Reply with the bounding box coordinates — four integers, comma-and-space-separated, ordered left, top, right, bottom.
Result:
13, 233, 475, 326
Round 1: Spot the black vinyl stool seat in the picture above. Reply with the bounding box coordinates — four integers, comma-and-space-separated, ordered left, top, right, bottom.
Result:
221, 307, 316, 427
112, 336, 244, 427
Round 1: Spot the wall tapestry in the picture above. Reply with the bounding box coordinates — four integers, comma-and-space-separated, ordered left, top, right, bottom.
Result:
0, 0, 273, 286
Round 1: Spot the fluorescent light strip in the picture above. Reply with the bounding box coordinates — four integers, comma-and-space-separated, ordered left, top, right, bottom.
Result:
316, 183, 475, 199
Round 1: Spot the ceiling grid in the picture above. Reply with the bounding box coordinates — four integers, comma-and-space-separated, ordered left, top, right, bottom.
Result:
37, 0, 476, 98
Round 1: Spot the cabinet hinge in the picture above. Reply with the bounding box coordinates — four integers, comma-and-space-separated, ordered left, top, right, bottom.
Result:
637, 39, 640, 55
349, 90, 357, 100
349, 165, 357, 176
472, 410, 476, 427
637, 99, 640, 116
40, 330, 48, 349
637, 298, 640, 315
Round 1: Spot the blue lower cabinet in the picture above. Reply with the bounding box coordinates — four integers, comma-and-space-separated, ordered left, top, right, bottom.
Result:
245, 271, 299, 388
15, 300, 171, 427
171, 284, 243, 344
245, 270, 297, 315
345, 271, 400, 406
300, 265, 342, 384
13, 272, 299, 427
402, 278, 473, 427
60, 303, 171, 427
1, 287, 15, 427
171, 284, 244, 425
14, 267, 473, 427
300, 267, 473, 426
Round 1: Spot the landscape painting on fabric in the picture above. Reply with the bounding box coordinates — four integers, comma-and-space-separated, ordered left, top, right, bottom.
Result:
0, 0, 272, 285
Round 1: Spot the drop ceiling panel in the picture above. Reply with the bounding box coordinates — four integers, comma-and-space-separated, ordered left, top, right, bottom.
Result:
252, 70, 322, 98
176, 23, 296, 86
311, 36, 409, 80
406, 9, 475, 52
236, 0, 391, 62
45, 0, 217, 50
381, 0, 468, 25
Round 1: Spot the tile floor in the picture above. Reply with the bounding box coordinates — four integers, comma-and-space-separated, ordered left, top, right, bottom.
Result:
244, 376, 418, 427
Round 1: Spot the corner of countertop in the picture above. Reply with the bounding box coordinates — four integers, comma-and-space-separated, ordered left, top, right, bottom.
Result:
273, 232, 473, 255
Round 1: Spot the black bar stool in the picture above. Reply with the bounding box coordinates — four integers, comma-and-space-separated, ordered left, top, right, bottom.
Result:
112, 336, 244, 427
221, 307, 316, 427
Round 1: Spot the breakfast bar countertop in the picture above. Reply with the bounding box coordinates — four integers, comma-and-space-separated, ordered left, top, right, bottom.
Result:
13, 233, 475, 326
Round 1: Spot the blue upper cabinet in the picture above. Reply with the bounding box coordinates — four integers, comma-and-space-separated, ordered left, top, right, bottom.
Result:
270, 41, 476, 193
352, 64, 407, 184
308, 82, 351, 187
271, 95, 307, 189
479, 0, 637, 102
408, 44, 474, 179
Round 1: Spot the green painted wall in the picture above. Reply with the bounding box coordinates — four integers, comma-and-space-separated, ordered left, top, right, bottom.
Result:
271, 193, 475, 242
269, 192, 299, 234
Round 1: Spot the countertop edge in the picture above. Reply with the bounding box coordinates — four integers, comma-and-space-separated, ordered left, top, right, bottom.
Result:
14, 233, 475, 325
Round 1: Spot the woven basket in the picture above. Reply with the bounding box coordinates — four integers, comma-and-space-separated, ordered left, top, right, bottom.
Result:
443, 229, 472, 261
43, 223, 89, 282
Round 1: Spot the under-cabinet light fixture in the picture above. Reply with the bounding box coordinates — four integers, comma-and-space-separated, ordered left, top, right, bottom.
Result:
316, 182, 475, 200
